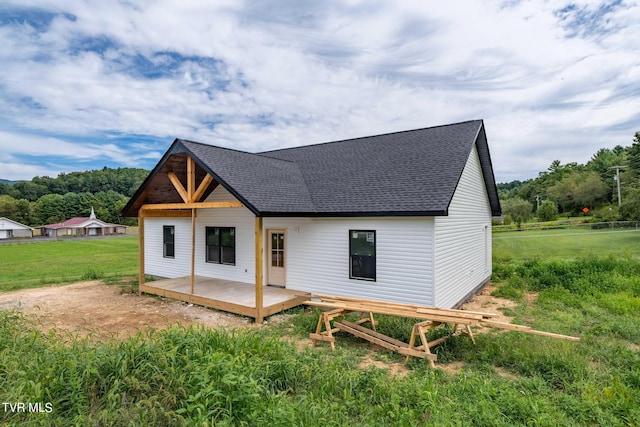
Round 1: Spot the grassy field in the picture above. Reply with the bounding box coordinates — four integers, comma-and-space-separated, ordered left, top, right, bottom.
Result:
0, 237, 138, 291
1, 231, 639, 425
493, 225, 640, 260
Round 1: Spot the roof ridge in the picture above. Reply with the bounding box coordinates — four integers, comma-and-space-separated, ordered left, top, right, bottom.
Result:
178, 139, 298, 164
259, 119, 483, 155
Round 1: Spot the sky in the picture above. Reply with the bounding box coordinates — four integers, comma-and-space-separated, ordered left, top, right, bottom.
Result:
0, 1, 639, 184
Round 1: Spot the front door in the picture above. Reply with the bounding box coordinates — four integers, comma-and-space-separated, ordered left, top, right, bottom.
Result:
268, 230, 286, 287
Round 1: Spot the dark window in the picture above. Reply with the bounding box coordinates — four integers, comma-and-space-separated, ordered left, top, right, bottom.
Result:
206, 227, 236, 265
349, 230, 376, 281
163, 226, 175, 258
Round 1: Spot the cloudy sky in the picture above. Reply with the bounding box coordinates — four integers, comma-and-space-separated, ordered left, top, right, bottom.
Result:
1, 0, 638, 183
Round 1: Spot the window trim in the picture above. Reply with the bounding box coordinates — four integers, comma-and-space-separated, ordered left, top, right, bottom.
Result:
163, 225, 175, 259
205, 226, 236, 265
349, 229, 376, 281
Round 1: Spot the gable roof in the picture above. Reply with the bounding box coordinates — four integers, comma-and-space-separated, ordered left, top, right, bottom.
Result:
123, 120, 501, 217
0, 217, 33, 230
41, 217, 124, 229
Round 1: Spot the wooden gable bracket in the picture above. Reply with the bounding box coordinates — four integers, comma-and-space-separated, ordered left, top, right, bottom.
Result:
167, 156, 216, 204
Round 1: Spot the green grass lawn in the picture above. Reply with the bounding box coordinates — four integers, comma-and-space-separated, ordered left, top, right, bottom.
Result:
0, 237, 138, 291
493, 226, 640, 260
1, 230, 639, 425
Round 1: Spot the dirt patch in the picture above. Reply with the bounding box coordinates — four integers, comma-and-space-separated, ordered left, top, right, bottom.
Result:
460, 284, 516, 324
0, 281, 248, 340
438, 361, 465, 376
495, 367, 518, 380
358, 352, 409, 377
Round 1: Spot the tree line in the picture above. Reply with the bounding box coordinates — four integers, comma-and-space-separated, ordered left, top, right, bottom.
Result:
499, 131, 640, 226
0, 168, 149, 227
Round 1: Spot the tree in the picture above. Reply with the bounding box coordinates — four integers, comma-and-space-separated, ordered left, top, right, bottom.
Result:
537, 200, 558, 222
620, 187, 640, 220
573, 172, 608, 209
502, 198, 533, 228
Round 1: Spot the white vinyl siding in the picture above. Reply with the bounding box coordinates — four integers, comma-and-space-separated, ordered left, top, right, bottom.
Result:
196, 186, 255, 283
433, 145, 492, 308
144, 218, 193, 278
145, 186, 255, 282
264, 216, 434, 306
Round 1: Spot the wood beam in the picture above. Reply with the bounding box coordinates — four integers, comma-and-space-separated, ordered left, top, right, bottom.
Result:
190, 208, 196, 295
139, 209, 192, 218
187, 157, 196, 202
191, 174, 214, 203
141, 201, 244, 210
138, 216, 145, 291
255, 216, 264, 323
167, 172, 189, 203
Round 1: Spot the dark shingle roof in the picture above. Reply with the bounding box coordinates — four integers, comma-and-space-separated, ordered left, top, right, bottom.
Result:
123, 120, 501, 217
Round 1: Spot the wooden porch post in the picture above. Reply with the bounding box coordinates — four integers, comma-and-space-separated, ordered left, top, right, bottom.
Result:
255, 216, 264, 323
138, 215, 145, 294
190, 208, 196, 295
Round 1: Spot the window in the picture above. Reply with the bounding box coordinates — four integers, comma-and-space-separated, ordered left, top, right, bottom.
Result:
206, 227, 236, 265
349, 230, 376, 281
163, 226, 175, 258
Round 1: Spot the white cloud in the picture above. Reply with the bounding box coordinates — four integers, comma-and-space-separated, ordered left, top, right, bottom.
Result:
0, 0, 639, 182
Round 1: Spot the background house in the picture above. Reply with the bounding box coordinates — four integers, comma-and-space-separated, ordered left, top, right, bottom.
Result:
124, 120, 501, 321
39, 208, 127, 238
0, 217, 34, 239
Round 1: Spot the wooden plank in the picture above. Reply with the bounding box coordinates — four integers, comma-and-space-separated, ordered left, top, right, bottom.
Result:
309, 333, 336, 343
192, 174, 214, 203
255, 216, 263, 323
141, 201, 244, 210
314, 294, 496, 319
305, 300, 479, 325
335, 321, 437, 361
190, 208, 196, 295
480, 320, 580, 341
167, 172, 189, 203
397, 347, 438, 361
187, 156, 195, 202
338, 320, 409, 348
138, 216, 145, 291
140, 209, 192, 218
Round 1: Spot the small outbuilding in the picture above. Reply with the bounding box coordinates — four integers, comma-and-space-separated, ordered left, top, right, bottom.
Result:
123, 119, 501, 322
0, 217, 34, 239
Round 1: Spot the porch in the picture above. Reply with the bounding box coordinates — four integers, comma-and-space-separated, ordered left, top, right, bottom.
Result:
140, 276, 310, 321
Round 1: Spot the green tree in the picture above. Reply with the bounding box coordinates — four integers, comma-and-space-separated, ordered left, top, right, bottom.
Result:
536, 200, 558, 222
502, 198, 533, 228
33, 194, 66, 225
620, 187, 640, 220
573, 172, 608, 209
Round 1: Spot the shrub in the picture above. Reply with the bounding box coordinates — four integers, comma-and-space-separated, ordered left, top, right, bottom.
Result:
537, 200, 558, 222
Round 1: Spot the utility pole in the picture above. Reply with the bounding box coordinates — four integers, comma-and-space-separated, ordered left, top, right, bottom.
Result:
609, 165, 627, 207
535, 194, 540, 210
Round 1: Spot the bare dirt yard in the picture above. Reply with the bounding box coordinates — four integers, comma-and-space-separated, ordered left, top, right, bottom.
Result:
0, 280, 522, 350
0, 280, 250, 341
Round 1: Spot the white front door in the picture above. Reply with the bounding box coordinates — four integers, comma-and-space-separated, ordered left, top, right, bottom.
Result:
267, 230, 286, 287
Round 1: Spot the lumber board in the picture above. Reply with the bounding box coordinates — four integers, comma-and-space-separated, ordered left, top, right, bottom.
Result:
141, 201, 244, 210
337, 320, 409, 348
480, 320, 580, 341
309, 333, 336, 343
334, 321, 436, 360
305, 300, 480, 325
314, 294, 497, 318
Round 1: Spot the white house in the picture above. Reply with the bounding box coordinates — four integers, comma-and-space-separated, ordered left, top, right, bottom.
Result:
0, 217, 33, 239
123, 120, 501, 321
